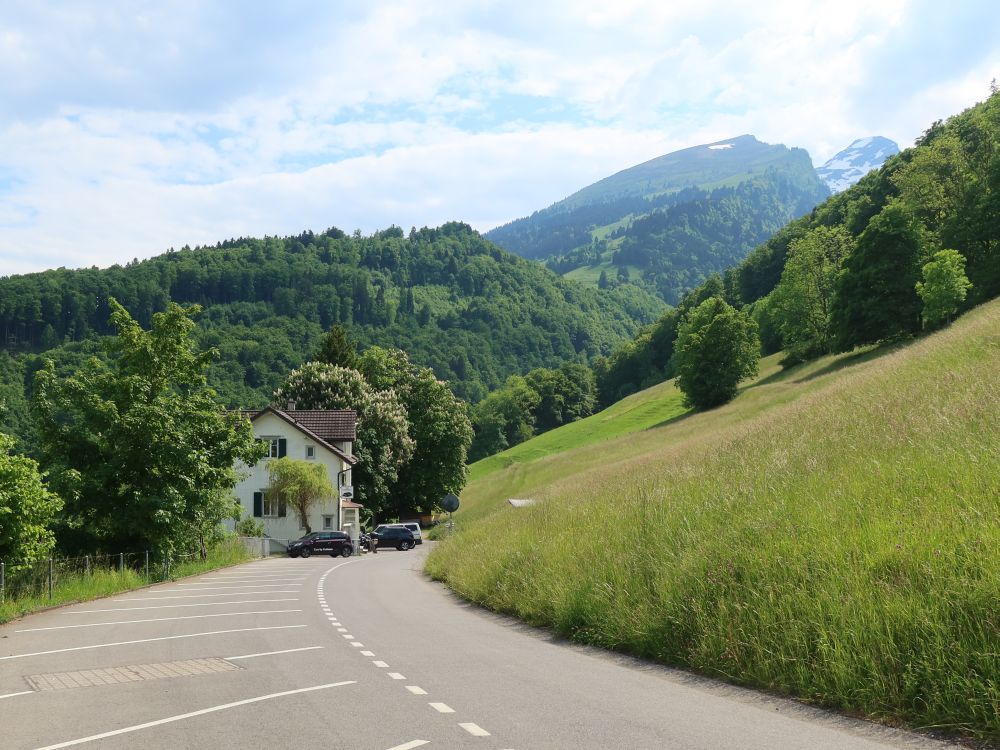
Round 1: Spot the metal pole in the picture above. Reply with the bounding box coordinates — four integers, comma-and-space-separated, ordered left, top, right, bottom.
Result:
1, 561, 5, 604
145, 550, 149, 580
48, 558, 53, 599
85, 555, 90, 576
166, 554, 171, 580
119, 552, 124, 574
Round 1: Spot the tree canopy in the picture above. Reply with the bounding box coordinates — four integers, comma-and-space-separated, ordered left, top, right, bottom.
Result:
0, 432, 62, 567
32, 299, 265, 553
267, 457, 335, 535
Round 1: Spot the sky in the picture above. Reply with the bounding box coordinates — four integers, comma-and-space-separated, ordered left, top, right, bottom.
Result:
1, 0, 998, 276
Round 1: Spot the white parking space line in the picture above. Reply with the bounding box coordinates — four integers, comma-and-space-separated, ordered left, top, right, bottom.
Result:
405, 686, 427, 695
171, 584, 302, 590
30, 681, 356, 750
429, 702, 454, 713
373, 661, 389, 668
387, 673, 405, 680
0, 690, 34, 700
16, 610, 302, 632
110, 591, 299, 601
0, 625, 307, 661
459, 723, 490, 737
184, 578, 306, 584
385, 741, 429, 750
63, 599, 301, 614
226, 646, 324, 660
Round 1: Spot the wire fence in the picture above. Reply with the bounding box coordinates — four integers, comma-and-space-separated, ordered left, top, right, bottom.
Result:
1, 538, 266, 605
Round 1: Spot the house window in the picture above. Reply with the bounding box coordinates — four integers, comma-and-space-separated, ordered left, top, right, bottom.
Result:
258, 437, 286, 458
323, 515, 333, 530
305, 445, 315, 459
254, 490, 286, 519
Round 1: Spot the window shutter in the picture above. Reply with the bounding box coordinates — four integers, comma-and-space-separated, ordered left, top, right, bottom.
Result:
278, 438, 287, 457
278, 497, 287, 518
253, 492, 263, 518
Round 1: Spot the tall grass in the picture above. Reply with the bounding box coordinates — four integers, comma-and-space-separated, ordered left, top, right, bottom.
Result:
428, 300, 1000, 740
0, 537, 255, 624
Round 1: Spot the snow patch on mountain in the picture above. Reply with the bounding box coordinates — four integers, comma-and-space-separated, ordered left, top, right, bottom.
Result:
709, 143, 734, 150
816, 136, 900, 193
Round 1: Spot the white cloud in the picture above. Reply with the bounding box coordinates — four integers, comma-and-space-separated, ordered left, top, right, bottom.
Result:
0, 0, 997, 275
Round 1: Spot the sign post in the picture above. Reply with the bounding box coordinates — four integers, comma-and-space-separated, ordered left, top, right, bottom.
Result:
441, 493, 460, 536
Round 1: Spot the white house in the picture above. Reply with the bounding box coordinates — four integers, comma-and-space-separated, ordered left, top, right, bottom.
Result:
232, 406, 359, 542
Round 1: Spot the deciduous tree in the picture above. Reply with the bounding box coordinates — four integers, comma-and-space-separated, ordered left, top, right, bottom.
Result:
33, 300, 265, 554
267, 457, 334, 534
0, 432, 62, 567
673, 297, 760, 410
916, 249, 972, 328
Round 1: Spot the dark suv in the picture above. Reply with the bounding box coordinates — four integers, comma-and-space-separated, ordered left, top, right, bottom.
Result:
288, 531, 353, 558
371, 526, 415, 551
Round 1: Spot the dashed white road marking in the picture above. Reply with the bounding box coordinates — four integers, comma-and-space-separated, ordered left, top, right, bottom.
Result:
385, 741, 429, 750
460, 723, 491, 737
0, 690, 33, 700
405, 685, 427, 695
373, 660, 389, 668
226, 646, 324, 660
63, 599, 300, 614
337, 627, 348, 632
16, 610, 302, 632
361, 650, 375, 657
0, 625, 307, 661
429, 702, 454, 713
29, 681, 356, 750
341, 634, 355, 639
387, 673, 405, 680
351, 642, 364, 647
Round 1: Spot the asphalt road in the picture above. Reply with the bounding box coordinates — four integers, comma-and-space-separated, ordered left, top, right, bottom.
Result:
0, 544, 960, 750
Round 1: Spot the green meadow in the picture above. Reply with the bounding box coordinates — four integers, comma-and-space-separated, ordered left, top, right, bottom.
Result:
428, 299, 1000, 740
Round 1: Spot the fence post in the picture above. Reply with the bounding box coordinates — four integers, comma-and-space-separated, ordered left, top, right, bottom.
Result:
145, 550, 149, 580
85, 555, 90, 576
166, 554, 171, 580
48, 558, 53, 600
1, 561, 5, 604
119, 552, 124, 574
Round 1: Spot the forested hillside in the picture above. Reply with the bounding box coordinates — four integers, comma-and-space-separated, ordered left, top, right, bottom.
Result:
0, 222, 664, 444
597, 90, 1000, 404
486, 135, 829, 303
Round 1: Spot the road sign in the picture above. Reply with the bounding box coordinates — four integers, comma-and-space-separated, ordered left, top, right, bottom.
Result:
340, 485, 354, 500
441, 493, 460, 512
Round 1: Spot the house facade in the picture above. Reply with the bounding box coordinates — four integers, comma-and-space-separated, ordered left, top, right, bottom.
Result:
231, 406, 358, 542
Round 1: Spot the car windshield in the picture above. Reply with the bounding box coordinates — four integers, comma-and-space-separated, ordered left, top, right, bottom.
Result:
300, 533, 320, 540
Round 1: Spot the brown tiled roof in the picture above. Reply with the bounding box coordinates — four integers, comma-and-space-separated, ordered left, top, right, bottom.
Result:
233, 406, 358, 465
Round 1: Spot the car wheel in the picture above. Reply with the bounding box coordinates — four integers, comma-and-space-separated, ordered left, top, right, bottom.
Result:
341, 546, 352, 558
399, 541, 412, 551
289, 553, 299, 558
300, 548, 311, 558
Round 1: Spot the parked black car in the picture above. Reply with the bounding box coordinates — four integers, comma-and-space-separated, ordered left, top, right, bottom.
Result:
370, 526, 415, 551
288, 531, 353, 558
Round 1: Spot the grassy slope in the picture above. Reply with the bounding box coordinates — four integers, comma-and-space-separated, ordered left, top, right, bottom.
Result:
429, 300, 1000, 740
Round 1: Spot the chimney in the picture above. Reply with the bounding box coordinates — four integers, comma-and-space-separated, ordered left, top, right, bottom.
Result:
287, 400, 296, 412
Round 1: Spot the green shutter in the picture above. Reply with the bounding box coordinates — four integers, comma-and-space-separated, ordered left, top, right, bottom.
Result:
278, 438, 287, 457
253, 492, 263, 518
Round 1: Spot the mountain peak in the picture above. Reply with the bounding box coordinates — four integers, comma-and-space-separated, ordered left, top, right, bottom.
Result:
816, 136, 899, 193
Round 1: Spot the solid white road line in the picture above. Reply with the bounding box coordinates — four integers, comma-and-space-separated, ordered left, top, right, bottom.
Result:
429, 703, 454, 713
31, 681, 356, 750
226, 646, 324, 660
385, 742, 429, 750
16, 610, 302, 632
63, 599, 300, 613
459, 723, 490, 737
170, 584, 302, 590
109, 591, 299, 601
405, 686, 427, 695
0, 690, 34, 700
0, 625, 307, 661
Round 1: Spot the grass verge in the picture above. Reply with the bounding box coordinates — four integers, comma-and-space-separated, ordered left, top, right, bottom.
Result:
0, 537, 255, 624
428, 300, 1000, 742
